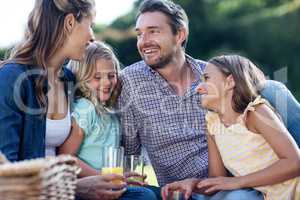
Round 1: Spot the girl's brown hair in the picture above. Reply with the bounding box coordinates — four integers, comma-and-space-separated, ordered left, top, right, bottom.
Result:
69, 41, 121, 114
2, 0, 95, 109
208, 55, 266, 113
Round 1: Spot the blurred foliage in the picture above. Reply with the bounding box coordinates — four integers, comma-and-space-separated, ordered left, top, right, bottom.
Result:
100, 0, 300, 99
93, 24, 106, 34
110, 11, 137, 30
1, 0, 299, 99
0, 49, 6, 60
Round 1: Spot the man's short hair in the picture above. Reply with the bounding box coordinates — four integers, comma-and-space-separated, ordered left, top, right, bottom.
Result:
137, 0, 189, 49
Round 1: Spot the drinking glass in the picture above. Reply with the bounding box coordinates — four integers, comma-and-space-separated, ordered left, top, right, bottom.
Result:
101, 146, 124, 184
124, 154, 145, 183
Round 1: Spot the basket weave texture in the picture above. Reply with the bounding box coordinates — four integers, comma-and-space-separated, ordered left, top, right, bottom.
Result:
0, 153, 80, 200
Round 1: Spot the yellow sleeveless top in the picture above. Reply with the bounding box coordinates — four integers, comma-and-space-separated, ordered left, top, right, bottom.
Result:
206, 96, 300, 200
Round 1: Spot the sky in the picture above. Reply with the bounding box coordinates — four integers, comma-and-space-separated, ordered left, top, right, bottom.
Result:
0, 0, 136, 48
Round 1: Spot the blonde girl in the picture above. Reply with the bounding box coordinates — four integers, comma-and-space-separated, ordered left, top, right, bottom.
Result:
59, 41, 121, 177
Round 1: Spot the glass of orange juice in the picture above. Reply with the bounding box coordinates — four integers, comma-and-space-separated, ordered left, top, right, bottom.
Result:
101, 146, 124, 184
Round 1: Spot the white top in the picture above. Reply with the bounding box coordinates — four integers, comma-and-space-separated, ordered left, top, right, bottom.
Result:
45, 105, 71, 156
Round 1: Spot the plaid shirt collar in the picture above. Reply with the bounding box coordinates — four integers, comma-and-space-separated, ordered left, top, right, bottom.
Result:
143, 54, 204, 98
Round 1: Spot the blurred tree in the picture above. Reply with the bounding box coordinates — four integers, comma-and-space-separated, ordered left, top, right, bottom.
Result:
1, 0, 299, 99
93, 24, 106, 34
100, 0, 300, 99
0, 49, 6, 60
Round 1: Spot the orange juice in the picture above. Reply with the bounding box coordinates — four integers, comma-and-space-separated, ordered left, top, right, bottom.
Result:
101, 167, 124, 184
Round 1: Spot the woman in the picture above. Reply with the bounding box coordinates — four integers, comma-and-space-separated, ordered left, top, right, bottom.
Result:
0, 1, 157, 200
0, 0, 95, 161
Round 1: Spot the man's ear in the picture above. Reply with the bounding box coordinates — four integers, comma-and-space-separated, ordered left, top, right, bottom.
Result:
225, 74, 235, 90
176, 27, 188, 47
64, 13, 76, 34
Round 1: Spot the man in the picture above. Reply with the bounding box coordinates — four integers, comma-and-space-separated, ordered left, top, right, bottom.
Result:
118, 0, 264, 199
118, 0, 299, 199
119, 0, 207, 186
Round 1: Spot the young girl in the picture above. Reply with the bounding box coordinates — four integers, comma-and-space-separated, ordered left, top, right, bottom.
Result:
59, 41, 157, 200
162, 55, 300, 200
59, 41, 121, 177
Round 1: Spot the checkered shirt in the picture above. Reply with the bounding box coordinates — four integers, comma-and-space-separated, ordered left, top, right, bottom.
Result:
118, 55, 208, 186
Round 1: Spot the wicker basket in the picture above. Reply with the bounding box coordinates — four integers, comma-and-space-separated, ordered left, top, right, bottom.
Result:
0, 153, 80, 200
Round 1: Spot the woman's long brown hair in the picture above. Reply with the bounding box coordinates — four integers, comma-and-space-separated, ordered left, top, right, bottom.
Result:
2, 0, 95, 110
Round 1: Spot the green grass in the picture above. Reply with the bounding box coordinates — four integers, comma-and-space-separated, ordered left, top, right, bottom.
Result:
144, 165, 158, 186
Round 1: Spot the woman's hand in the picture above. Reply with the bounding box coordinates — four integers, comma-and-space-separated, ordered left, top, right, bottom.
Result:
161, 178, 199, 200
76, 174, 127, 200
196, 176, 242, 194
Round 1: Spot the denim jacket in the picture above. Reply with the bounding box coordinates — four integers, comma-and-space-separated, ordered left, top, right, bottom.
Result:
0, 63, 76, 161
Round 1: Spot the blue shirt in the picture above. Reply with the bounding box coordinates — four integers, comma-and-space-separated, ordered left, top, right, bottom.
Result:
118, 55, 208, 186
72, 98, 120, 170
0, 63, 75, 161
261, 80, 300, 147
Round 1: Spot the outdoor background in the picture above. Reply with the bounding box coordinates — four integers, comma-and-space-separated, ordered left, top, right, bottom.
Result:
1, 0, 299, 100
0, 0, 299, 186
102, 0, 300, 100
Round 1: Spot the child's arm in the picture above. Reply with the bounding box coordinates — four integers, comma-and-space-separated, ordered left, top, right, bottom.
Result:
160, 133, 226, 199
236, 104, 300, 187
207, 134, 227, 177
59, 119, 99, 177
193, 134, 228, 195
162, 134, 228, 197
197, 104, 300, 193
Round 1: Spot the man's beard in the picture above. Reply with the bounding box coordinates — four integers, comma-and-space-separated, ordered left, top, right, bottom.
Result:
145, 53, 173, 70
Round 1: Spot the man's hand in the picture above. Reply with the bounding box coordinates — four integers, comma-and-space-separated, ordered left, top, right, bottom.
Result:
161, 178, 199, 200
76, 174, 127, 200
124, 171, 147, 186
